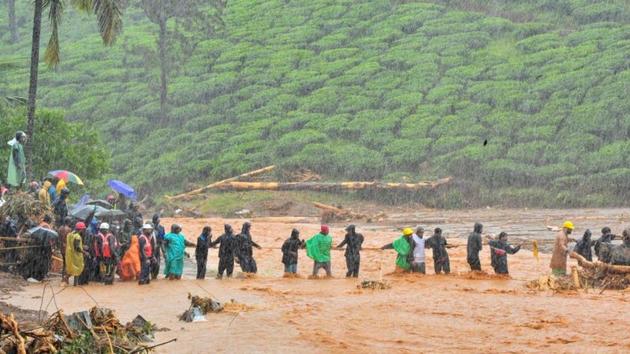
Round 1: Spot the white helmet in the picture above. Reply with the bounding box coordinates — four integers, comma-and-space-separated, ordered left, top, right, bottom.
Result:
99, 223, 110, 230
142, 224, 153, 230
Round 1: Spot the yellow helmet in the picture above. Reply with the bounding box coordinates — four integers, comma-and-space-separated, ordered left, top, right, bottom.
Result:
402, 228, 413, 236
562, 221, 574, 230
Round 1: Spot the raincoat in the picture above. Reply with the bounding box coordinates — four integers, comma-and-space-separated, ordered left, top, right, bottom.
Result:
6, 139, 25, 187
65, 232, 85, 277
306, 233, 332, 263
549, 230, 569, 275
119, 235, 140, 281
467, 223, 483, 271
56, 179, 66, 196
163, 232, 187, 277
39, 181, 52, 206
392, 236, 411, 270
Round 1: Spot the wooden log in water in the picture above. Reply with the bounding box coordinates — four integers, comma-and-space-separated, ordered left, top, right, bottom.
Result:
570, 251, 630, 274
208, 177, 452, 192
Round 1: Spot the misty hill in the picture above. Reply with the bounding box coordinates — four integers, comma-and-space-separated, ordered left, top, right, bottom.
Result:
1, 0, 629, 207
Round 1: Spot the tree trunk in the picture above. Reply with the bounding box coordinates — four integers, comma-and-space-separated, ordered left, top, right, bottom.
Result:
25, 0, 43, 180
209, 178, 453, 192
158, 9, 168, 123
8, 0, 19, 43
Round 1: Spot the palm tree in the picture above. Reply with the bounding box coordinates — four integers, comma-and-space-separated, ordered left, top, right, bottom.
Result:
25, 0, 123, 177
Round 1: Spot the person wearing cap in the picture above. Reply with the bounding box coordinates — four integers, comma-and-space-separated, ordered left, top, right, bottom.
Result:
381, 228, 414, 272
95, 223, 117, 285
66, 222, 87, 286
306, 225, 333, 277
138, 224, 154, 285
163, 224, 195, 280
550, 221, 574, 276
336, 225, 364, 278
6, 131, 27, 189
410, 226, 426, 274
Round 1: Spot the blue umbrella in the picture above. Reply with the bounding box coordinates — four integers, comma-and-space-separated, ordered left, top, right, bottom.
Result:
107, 179, 137, 200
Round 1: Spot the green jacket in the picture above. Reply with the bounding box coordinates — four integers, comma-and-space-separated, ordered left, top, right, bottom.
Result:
7, 141, 25, 187
306, 232, 332, 262
392, 236, 411, 270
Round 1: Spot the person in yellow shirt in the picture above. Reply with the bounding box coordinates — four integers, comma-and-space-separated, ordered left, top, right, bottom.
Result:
38, 180, 52, 206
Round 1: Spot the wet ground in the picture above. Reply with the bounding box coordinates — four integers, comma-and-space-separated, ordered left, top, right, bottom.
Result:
2, 208, 630, 353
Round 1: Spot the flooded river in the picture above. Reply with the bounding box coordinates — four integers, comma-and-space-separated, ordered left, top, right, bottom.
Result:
2, 209, 630, 353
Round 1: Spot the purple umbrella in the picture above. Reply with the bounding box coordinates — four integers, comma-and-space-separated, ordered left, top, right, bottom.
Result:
107, 179, 137, 200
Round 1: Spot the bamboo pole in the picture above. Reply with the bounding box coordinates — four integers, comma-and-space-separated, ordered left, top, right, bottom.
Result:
166, 165, 276, 200
570, 251, 630, 274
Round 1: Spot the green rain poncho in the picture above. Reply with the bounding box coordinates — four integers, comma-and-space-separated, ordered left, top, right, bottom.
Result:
306, 233, 332, 262
7, 140, 25, 187
65, 232, 85, 277
392, 236, 411, 270
164, 232, 186, 277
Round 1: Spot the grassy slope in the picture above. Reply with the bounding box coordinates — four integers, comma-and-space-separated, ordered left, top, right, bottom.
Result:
0, 0, 629, 207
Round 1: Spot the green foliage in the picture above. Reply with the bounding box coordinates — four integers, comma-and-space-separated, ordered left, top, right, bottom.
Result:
0, 0, 629, 207
0, 107, 110, 184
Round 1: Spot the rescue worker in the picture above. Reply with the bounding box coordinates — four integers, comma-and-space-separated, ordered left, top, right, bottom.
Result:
151, 214, 165, 279
609, 229, 630, 266
281, 229, 304, 275
488, 232, 521, 274
128, 203, 143, 235
574, 229, 593, 261
411, 226, 426, 274
381, 228, 414, 272
467, 222, 483, 271
211, 224, 237, 279
95, 223, 117, 285
66, 222, 87, 286
6, 131, 27, 189
425, 228, 450, 274
163, 224, 195, 280
336, 224, 364, 278
306, 225, 333, 277
235, 222, 261, 273
58, 217, 73, 284
594, 227, 614, 261
38, 180, 52, 206
550, 221, 573, 276
52, 188, 70, 227
195, 226, 212, 279
138, 224, 154, 285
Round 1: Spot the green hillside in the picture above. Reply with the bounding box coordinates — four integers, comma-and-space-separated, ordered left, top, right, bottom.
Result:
1, 0, 629, 207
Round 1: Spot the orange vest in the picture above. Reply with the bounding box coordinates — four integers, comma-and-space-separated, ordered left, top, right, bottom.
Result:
139, 234, 153, 258
96, 233, 112, 258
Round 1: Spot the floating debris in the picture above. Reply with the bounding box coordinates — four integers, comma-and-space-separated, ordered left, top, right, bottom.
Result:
358, 280, 391, 290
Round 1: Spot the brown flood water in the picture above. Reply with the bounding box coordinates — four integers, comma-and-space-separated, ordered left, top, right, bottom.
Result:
3, 208, 630, 353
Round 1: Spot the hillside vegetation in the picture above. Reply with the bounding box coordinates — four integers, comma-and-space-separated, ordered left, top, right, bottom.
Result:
1, 0, 629, 207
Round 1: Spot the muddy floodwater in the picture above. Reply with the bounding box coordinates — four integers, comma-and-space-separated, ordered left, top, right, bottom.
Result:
3, 208, 630, 353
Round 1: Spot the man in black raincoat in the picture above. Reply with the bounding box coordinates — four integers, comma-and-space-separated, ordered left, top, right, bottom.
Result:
488, 232, 521, 274
195, 226, 212, 279
235, 222, 261, 273
128, 203, 143, 235
594, 227, 615, 261
425, 228, 450, 274
211, 224, 237, 279
52, 188, 70, 227
336, 224, 364, 278
467, 222, 483, 271
281, 229, 304, 274
574, 229, 594, 261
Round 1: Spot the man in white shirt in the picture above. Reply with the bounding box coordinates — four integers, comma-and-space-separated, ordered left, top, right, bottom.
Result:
411, 226, 426, 274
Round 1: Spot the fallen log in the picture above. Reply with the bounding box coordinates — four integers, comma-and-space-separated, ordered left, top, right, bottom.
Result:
166, 165, 276, 200
570, 252, 630, 274
209, 177, 452, 192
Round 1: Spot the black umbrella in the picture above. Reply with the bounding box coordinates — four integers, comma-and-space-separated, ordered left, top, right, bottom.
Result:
27, 226, 59, 242
86, 199, 113, 209
72, 205, 125, 220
